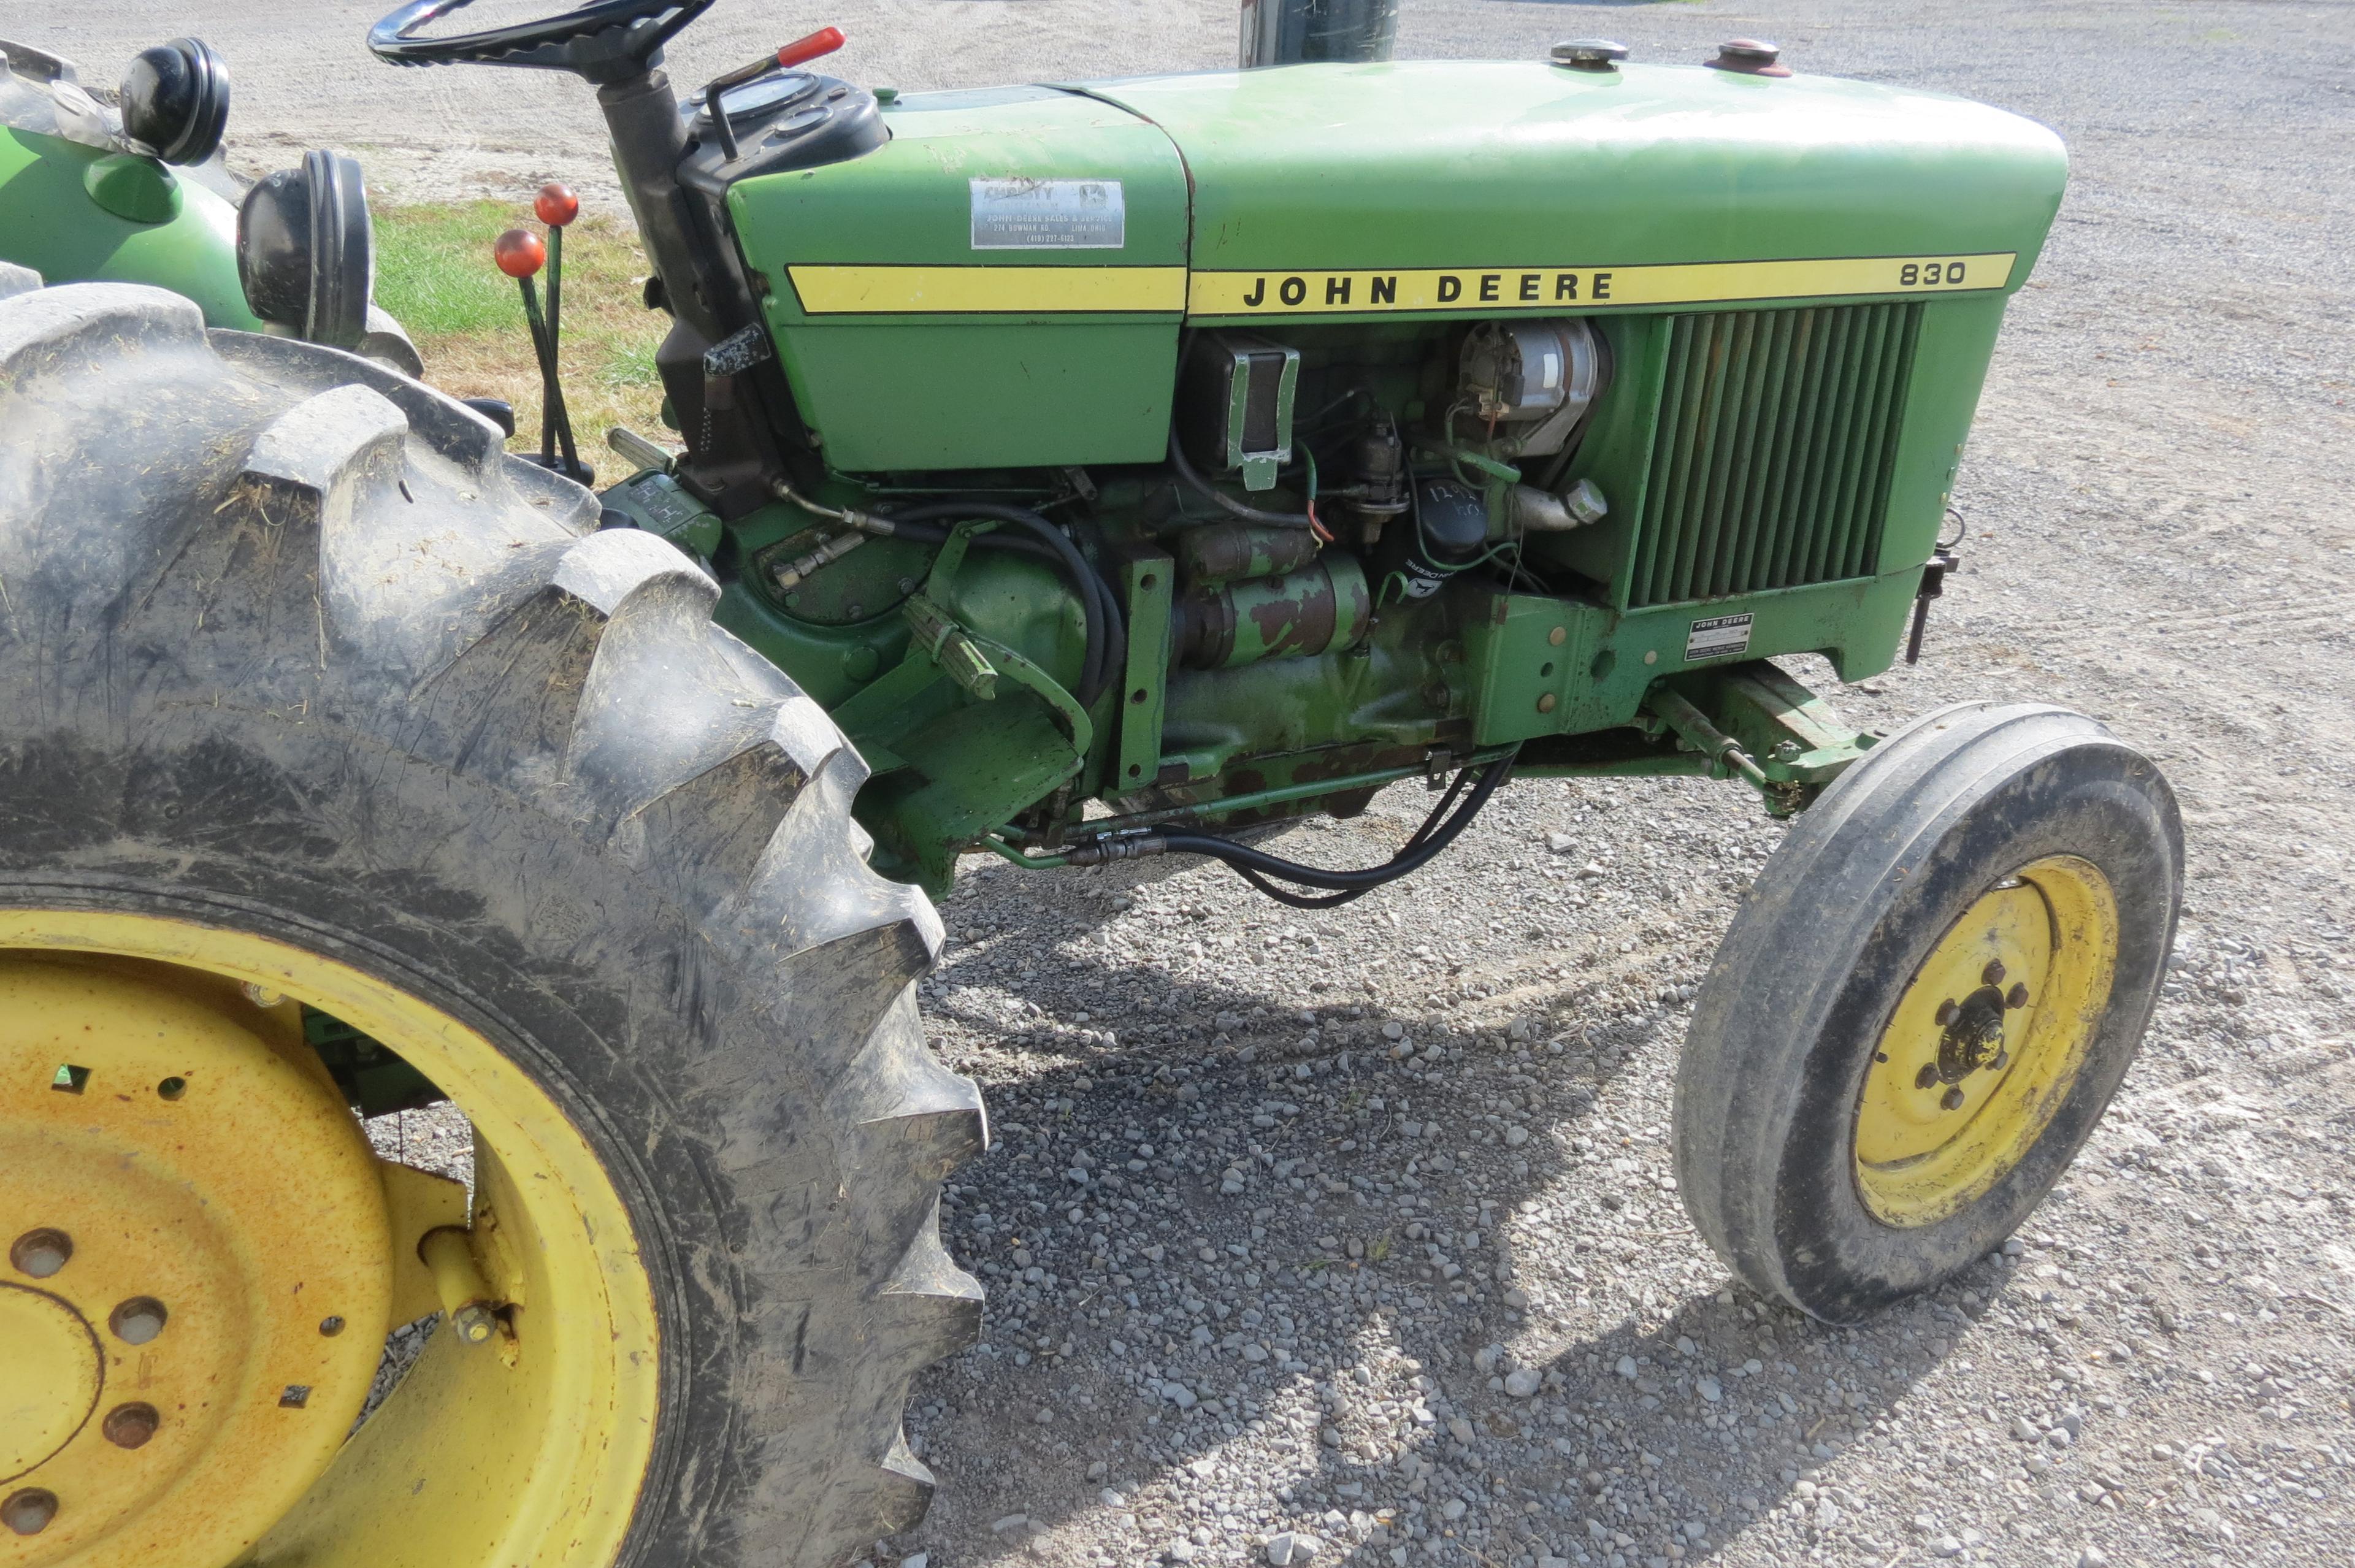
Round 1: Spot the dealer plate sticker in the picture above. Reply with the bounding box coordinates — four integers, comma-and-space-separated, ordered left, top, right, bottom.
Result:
970, 178, 1125, 250
1684, 613, 1754, 662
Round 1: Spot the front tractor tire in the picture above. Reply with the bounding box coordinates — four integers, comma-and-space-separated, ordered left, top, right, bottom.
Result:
0, 283, 982, 1567
1673, 702, 2182, 1323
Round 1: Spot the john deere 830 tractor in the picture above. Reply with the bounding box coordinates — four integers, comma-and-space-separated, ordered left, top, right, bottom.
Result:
0, 2, 2181, 1564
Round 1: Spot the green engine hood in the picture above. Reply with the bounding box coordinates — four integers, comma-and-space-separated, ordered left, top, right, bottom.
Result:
735, 59, 2064, 471
1084, 60, 2067, 316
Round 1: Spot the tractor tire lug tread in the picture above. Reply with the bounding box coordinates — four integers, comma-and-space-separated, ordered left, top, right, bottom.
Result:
0, 281, 979, 1564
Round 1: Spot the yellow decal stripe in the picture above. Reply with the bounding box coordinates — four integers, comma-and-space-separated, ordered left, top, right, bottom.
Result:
785, 254, 2016, 318
789, 264, 1189, 315
1186, 254, 2017, 316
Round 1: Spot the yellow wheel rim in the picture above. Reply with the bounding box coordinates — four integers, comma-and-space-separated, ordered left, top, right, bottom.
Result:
1852, 856, 2119, 1228
0, 912, 659, 1568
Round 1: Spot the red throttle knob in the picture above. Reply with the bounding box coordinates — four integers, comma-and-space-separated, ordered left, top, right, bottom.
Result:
775, 26, 845, 69
534, 182, 579, 228
494, 228, 545, 280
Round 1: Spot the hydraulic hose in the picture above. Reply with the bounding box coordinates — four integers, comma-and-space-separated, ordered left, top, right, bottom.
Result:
878, 500, 1124, 708
1150, 754, 1515, 908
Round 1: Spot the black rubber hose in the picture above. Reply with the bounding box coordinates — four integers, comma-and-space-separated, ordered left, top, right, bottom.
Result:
892, 502, 1125, 706
1152, 755, 1515, 906
1166, 430, 1315, 529
1228, 764, 1478, 909
881, 501, 1123, 707
883, 516, 1108, 702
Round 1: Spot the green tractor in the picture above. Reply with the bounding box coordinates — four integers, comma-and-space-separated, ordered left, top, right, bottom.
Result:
0, 4, 2181, 1565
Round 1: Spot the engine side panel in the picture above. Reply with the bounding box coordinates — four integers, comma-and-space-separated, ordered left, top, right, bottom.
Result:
728, 86, 1189, 472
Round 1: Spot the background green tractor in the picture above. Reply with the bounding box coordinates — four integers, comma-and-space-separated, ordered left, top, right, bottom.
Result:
0, 4, 2181, 1565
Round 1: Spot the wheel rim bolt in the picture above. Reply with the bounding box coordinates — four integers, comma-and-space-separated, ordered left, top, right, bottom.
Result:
1982, 959, 2007, 987
2006, 982, 2030, 1009
2, 1489, 58, 1536
104, 1403, 161, 1449
1934, 999, 1959, 1026
1913, 1064, 1939, 1090
9, 1228, 71, 1278
1940, 1087, 1967, 1111
110, 1296, 168, 1345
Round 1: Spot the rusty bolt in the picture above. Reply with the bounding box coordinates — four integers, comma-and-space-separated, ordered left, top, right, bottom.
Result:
2, 1490, 57, 1537
109, 1297, 167, 1346
1536, 692, 1558, 714
2006, 982, 2030, 1009
1934, 999, 1959, 1027
319, 1315, 346, 1337
102, 1404, 159, 1450
1982, 959, 2007, 987
9, 1228, 70, 1279
1913, 1064, 1939, 1090
1547, 625, 1568, 646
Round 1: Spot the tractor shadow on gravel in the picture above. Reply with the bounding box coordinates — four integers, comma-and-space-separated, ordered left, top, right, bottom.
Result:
903, 855, 2004, 1568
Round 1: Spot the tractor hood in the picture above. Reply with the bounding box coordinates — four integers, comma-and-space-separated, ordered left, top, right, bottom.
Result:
733, 60, 2064, 471
1086, 60, 2067, 308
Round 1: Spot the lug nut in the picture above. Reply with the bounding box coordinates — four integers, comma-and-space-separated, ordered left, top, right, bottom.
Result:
1934, 999, 1959, 1027
9, 1228, 71, 1279
1982, 959, 2007, 987
451, 1303, 499, 1345
1940, 1087, 1967, 1111
2006, 982, 2030, 1009
109, 1296, 168, 1345
102, 1403, 160, 1450
1913, 1065, 1939, 1090
2, 1489, 58, 1537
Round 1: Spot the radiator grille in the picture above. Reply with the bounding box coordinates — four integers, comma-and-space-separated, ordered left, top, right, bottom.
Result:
1628, 302, 1922, 608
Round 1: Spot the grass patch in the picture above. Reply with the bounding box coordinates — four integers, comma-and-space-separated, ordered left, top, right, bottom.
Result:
375, 201, 672, 469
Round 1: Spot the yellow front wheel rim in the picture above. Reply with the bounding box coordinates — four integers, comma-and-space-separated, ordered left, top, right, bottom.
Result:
1853, 856, 2120, 1227
0, 912, 660, 1568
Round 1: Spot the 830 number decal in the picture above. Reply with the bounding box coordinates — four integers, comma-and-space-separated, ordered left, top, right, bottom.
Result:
1899, 259, 1970, 287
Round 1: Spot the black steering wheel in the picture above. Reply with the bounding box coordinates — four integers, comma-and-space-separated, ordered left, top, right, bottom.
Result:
368, 0, 716, 82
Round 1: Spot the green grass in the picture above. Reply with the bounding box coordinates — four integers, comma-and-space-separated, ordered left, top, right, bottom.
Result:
373, 200, 523, 338
375, 201, 673, 458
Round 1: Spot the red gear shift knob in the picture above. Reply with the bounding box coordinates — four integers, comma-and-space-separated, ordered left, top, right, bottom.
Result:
494, 228, 545, 280
534, 182, 579, 228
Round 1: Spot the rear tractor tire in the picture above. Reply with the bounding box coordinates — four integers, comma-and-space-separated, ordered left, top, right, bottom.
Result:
1672, 702, 2182, 1322
0, 283, 983, 1567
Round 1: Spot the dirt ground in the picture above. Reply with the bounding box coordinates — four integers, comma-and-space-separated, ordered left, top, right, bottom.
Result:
20, 2, 2353, 1566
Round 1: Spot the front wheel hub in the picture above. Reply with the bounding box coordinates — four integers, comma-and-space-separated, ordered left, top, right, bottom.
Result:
1852, 855, 2121, 1226
0, 958, 391, 1564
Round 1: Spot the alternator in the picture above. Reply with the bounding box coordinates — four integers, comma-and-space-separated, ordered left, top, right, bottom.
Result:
1456, 318, 1603, 457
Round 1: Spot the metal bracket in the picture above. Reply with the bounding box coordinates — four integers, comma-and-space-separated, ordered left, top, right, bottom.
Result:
1114, 548, 1174, 795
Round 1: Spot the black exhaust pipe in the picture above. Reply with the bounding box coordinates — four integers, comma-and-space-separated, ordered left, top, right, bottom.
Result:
1239, 0, 1398, 66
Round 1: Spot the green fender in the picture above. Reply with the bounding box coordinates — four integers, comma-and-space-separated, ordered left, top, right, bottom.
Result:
0, 123, 260, 329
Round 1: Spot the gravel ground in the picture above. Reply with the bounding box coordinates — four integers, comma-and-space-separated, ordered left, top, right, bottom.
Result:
19, 3, 2353, 1567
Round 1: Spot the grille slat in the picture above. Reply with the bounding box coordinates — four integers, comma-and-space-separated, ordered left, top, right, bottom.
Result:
1629, 301, 1920, 609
